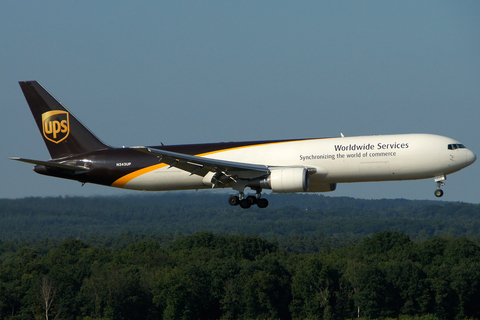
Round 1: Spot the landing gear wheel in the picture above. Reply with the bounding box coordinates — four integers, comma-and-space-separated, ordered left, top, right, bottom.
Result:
434, 189, 444, 198
434, 176, 446, 198
257, 198, 269, 208
239, 199, 251, 209
228, 195, 239, 206
246, 195, 257, 205
229, 187, 267, 209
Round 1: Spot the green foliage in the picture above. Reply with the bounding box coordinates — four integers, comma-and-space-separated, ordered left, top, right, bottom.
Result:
1, 232, 480, 319
1, 194, 480, 243
290, 256, 344, 319
2, 194, 480, 319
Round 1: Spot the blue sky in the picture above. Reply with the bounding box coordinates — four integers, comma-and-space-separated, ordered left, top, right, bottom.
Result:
1, 1, 479, 202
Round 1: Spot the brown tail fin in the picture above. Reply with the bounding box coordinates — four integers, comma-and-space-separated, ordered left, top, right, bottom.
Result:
19, 81, 111, 159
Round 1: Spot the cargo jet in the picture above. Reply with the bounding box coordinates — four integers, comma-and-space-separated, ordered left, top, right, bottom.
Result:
11, 81, 476, 208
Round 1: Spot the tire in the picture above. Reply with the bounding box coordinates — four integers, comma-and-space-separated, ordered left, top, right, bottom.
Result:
246, 195, 257, 205
228, 195, 239, 206
239, 199, 251, 209
257, 198, 269, 208
434, 189, 444, 198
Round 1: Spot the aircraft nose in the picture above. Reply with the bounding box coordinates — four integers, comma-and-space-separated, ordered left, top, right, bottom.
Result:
466, 149, 477, 166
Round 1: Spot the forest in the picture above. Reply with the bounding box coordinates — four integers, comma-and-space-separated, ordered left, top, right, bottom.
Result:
1, 193, 480, 319
1, 193, 480, 243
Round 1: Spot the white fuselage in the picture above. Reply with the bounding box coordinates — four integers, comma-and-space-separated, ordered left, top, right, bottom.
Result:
120, 134, 476, 192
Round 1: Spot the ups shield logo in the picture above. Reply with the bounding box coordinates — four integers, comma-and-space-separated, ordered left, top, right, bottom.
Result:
42, 111, 70, 144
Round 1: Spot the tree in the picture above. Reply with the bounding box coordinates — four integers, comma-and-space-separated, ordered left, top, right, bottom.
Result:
345, 261, 396, 319
153, 265, 214, 320
384, 261, 432, 316
363, 231, 412, 256
39, 275, 59, 320
450, 262, 480, 319
290, 256, 340, 319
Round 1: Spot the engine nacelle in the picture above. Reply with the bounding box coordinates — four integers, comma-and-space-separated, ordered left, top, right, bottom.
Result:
308, 182, 337, 192
260, 167, 309, 193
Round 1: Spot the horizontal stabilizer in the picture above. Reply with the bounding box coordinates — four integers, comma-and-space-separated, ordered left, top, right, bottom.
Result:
9, 157, 89, 172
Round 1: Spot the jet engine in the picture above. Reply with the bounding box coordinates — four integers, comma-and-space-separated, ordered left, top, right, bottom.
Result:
259, 167, 309, 193
308, 182, 337, 192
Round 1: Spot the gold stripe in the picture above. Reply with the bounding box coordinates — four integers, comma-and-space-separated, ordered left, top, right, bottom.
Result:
196, 139, 310, 157
112, 163, 167, 188
112, 138, 320, 188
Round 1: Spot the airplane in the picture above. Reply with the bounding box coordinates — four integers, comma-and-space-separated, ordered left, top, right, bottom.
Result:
11, 81, 477, 209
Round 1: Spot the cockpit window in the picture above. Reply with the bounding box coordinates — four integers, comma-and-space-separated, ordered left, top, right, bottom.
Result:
448, 144, 466, 150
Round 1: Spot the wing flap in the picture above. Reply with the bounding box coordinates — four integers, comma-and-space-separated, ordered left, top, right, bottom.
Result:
131, 146, 269, 179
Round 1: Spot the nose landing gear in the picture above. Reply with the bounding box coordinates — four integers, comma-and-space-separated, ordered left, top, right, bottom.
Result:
434, 188, 444, 198
434, 175, 446, 198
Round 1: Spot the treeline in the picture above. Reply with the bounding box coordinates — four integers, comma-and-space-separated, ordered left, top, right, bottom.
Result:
1, 193, 480, 243
1, 232, 480, 319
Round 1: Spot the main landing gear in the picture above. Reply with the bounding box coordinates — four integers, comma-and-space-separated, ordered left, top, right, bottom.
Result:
228, 189, 269, 209
434, 175, 446, 198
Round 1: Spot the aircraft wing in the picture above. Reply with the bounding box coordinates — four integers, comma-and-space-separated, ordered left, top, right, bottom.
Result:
9, 157, 90, 172
131, 146, 270, 180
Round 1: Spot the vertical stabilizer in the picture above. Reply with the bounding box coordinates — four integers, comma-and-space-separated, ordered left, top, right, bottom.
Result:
19, 81, 111, 159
